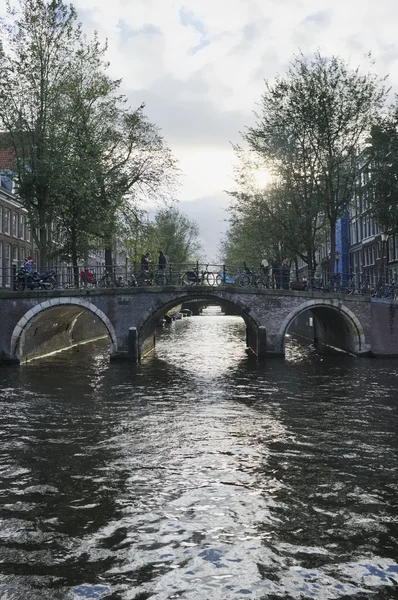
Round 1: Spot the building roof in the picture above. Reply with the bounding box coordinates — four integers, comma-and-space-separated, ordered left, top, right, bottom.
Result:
0, 133, 15, 170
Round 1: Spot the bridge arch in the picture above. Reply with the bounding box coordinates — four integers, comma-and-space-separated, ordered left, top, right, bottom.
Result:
279, 299, 368, 355
10, 298, 118, 362
136, 291, 265, 360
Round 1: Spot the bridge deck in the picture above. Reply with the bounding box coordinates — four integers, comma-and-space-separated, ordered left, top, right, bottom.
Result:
0, 285, 372, 302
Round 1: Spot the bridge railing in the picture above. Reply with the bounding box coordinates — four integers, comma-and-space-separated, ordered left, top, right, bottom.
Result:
1, 263, 397, 298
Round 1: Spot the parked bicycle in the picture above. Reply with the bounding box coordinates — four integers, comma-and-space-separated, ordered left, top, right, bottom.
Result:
361, 276, 375, 296
216, 266, 250, 287
305, 275, 325, 292
239, 263, 267, 288
136, 268, 168, 286
373, 278, 398, 299
181, 264, 215, 286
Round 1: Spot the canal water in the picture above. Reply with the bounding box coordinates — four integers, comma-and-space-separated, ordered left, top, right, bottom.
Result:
0, 310, 398, 600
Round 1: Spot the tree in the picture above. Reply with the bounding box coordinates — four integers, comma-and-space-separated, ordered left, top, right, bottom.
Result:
0, 0, 178, 268
226, 146, 326, 272
368, 108, 398, 234
241, 51, 387, 274
121, 207, 202, 266
149, 207, 202, 264
0, 0, 83, 265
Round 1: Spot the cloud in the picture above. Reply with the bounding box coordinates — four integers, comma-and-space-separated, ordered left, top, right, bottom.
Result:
117, 20, 162, 42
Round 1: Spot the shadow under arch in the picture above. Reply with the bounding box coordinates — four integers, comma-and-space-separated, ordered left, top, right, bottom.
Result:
136, 292, 265, 360
10, 298, 118, 362
279, 299, 369, 355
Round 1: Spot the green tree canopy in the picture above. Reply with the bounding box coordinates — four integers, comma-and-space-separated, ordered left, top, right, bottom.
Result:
368, 106, 398, 234
0, 0, 178, 267
121, 207, 202, 267
225, 51, 387, 273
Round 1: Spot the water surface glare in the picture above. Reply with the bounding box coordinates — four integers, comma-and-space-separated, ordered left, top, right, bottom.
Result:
0, 313, 398, 599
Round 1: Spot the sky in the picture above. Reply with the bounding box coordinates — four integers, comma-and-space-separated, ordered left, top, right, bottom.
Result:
2, 0, 398, 259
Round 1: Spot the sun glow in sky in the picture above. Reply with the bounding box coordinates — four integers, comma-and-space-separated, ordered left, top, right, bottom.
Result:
252, 168, 273, 190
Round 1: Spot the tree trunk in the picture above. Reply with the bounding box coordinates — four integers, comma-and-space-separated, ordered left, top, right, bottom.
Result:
105, 245, 113, 271
307, 249, 313, 279
39, 217, 47, 269
71, 231, 80, 288
294, 258, 299, 281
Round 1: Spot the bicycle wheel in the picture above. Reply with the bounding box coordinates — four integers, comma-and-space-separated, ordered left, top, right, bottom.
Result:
253, 274, 263, 287
347, 279, 355, 295
215, 274, 223, 286
361, 284, 371, 296
155, 273, 168, 286
205, 272, 215, 286
182, 271, 196, 285
14, 279, 25, 291
44, 276, 57, 291
239, 273, 251, 287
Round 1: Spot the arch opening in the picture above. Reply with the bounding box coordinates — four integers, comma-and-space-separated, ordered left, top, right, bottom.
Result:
136, 293, 265, 361
280, 301, 368, 357
11, 299, 118, 363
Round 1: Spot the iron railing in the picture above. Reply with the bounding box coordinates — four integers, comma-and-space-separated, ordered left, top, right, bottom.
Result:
0, 263, 397, 298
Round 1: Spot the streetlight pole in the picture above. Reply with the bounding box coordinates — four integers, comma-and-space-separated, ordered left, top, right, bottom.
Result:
335, 251, 340, 275
380, 233, 388, 287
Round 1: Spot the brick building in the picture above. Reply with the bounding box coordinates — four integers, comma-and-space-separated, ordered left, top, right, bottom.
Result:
0, 142, 38, 288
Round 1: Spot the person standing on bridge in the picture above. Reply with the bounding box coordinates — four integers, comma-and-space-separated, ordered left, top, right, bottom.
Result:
158, 250, 167, 285
158, 250, 167, 271
141, 252, 151, 272
272, 258, 282, 289
140, 252, 151, 285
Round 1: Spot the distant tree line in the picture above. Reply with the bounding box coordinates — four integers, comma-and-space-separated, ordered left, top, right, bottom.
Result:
0, 0, 179, 273
222, 51, 398, 275
119, 206, 203, 267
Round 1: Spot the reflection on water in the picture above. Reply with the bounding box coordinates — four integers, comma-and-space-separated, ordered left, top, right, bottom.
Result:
0, 313, 398, 599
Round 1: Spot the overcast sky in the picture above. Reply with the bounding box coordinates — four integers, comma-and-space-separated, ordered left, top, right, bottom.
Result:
3, 0, 398, 259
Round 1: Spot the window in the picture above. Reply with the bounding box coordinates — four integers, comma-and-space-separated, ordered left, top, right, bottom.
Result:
389, 236, 394, 262
20, 214, 25, 240
0, 205, 2, 233
19, 246, 25, 263
26, 224, 31, 242
12, 212, 18, 237
0, 242, 2, 287
4, 243, 11, 287
12, 245, 18, 265
4, 208, 10, 235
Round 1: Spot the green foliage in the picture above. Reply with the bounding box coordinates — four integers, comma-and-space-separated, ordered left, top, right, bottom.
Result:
368, 109, 398, 234
0, 0, 178, 267
121, 207, 202, 267
0, 0, 82, 264
225, 51, 387, 272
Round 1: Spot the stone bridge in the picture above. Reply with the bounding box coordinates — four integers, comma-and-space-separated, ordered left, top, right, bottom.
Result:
0, 285, 397, 364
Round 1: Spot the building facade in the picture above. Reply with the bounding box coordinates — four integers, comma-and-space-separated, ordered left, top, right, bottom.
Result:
0, 177, 38, 288
347, 155, 398, 286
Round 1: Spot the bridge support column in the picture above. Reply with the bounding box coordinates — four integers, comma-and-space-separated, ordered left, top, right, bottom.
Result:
257, 326, 267, 359
110, 327, 140, 362
246, 325, 267, 359
128, 327, 139, 362
265, 333, 284, 357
